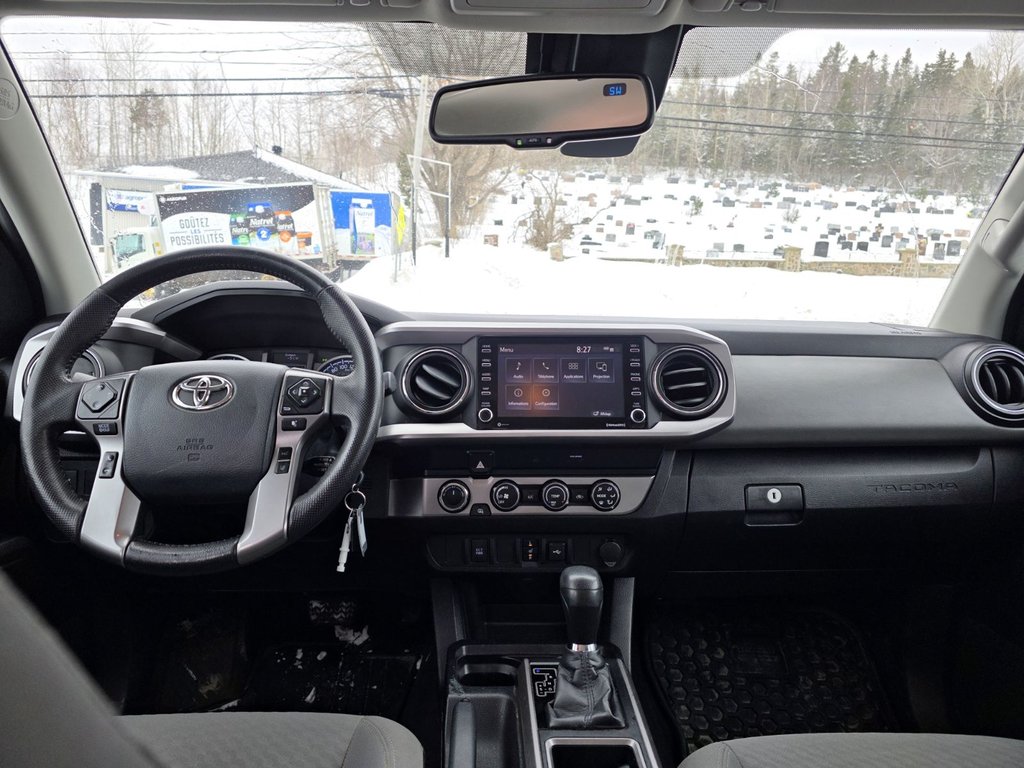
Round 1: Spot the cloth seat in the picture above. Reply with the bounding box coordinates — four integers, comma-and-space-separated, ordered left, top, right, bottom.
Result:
679, 732, 1024, 768
122, 712, 422, 768
0, 570, 422, 768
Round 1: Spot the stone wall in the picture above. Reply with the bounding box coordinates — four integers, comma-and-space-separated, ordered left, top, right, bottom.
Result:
664, 243, 958, 278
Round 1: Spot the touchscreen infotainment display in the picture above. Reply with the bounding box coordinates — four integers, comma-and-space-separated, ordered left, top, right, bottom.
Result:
477, 338, 646, 429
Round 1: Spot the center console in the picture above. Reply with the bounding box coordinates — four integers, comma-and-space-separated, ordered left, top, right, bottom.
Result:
442, 567, 660, 768
378, 323, 727, 767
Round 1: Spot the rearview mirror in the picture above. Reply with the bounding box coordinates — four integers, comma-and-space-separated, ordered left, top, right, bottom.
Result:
429, 74, 655, 149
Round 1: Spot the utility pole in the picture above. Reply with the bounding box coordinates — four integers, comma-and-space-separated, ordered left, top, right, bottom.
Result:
411, 77, 428, 265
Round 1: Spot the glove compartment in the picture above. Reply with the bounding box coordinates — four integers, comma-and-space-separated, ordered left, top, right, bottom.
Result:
681, 447, 1000, 572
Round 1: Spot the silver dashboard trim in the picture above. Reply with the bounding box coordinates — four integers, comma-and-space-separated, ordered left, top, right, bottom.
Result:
11, 317, 201, 422
375, 320, 733, 347
399, 475, 655, 517
374, 321, 735, 443
377, 418, 733, 442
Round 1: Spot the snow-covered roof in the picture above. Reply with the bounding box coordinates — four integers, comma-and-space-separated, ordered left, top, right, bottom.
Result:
88, 149, 367, 191
252, 148, 363, 190
115, 165, 200, 181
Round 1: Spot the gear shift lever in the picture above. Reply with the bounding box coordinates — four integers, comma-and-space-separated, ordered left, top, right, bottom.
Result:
560, 565, 603, 651
547, 566, 624, 729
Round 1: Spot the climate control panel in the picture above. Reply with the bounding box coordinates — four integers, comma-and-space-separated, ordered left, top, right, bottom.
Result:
411, 475, 654, 517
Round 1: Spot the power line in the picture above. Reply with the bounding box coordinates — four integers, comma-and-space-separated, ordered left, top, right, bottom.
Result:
657, 117, 1019, 154
658, 114, 1021, 148
661, 98, 1023, 131
7, 56, 326, 66
670, 79, 1024, 106
29, 88, 413, 99
23, 75, 395, 84
6, 43, 375, 56
3, 29, 341, 35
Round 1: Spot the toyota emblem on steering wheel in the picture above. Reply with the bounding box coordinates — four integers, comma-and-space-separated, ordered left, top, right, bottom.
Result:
172, 374, 235, 411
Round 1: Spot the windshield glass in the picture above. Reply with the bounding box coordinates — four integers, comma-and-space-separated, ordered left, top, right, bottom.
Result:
4, 19, 1024, 323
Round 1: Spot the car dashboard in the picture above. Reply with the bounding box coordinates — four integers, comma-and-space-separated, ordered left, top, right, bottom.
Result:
5, 281, 1024, 580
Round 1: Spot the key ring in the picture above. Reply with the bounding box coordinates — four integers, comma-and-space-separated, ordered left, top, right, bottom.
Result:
344, 488, 367, 512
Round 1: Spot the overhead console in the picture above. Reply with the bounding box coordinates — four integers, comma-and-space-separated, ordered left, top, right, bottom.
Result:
377, 322, 735, 442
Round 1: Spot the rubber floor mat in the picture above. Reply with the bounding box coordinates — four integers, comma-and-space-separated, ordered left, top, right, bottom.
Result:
234, 645, 421, 720
647, 609, 896, 753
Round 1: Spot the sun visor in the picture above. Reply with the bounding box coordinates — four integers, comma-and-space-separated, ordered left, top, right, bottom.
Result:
453, 0, 668, 14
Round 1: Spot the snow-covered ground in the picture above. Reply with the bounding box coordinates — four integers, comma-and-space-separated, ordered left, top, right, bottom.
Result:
482, 172, 979, 265
345, 171, 973, 325
344, 241, 950, 325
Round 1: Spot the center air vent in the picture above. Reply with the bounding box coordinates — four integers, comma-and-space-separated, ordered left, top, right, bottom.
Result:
968, 347, 1024, 421
651, 346, 726, 419
399, 348, 472, 417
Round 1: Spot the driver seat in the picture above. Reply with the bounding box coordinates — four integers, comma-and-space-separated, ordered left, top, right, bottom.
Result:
0, 571, 423, 768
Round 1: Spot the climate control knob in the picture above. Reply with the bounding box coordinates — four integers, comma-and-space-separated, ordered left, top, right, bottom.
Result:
590, 480, 621, 511
438, 481, 470, 513
491, 480, 521, 511
541, 480, 571, 511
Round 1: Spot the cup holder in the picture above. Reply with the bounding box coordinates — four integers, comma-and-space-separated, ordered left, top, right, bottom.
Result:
455, 658, 519, 687
548, 739, 644, 768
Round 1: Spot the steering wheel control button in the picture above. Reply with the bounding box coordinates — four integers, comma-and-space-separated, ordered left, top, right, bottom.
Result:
745, 484, 804, 511
491, 480, 521, 511
541, 481, 570, 511
438, 480, 470, 513
82, 381, 118, 414
281, 417, 307, 432
470, 503, 491, 517
546, 541, 567, 562
287, 378, 323, 409
98, 452, 118, 480
92, 422, 118, 436
277, 447, 293, 460
590, 481, 621, 511
275, 461, 291, 475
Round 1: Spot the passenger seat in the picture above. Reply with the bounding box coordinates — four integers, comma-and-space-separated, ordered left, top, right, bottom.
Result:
679, 732, 1024, 768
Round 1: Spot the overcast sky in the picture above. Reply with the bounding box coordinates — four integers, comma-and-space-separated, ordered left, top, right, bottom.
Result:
0, 17, 1000, 85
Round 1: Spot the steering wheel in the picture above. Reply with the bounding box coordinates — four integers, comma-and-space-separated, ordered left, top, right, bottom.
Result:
19, 247, 382, 575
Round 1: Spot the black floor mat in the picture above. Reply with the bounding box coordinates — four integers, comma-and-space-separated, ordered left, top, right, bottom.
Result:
128, 594, 430, 724
234, 644, 421, 720
647, 608, 897, 754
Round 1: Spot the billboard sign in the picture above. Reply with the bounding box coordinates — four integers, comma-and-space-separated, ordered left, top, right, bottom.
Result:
329, 191, 393, 258
106, 188, 156, 215
156, 184, 322, 257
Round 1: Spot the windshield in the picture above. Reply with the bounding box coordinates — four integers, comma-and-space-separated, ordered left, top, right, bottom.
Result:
4, 19, 1024, 324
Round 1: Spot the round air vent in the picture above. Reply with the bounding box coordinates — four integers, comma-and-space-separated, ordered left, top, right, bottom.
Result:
651, 346, 726, 419
967, 347, 1024, 421
399, 348, 472, 417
